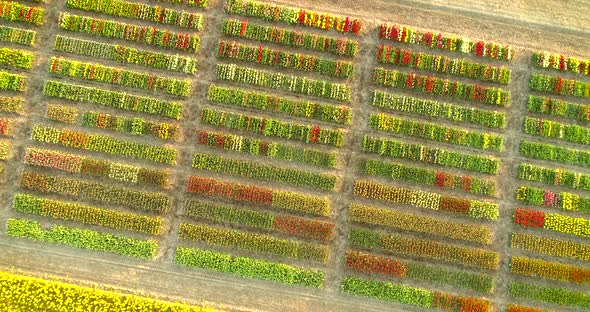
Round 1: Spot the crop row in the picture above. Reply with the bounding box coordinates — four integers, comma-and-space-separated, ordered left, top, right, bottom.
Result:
179, 223, 328, 263
350, 228, 499, 269
47, 103, 80, 125
54, 36, 198, 74
200, 108, 343, 147
532, 51, 590, 76
186, 176, 330, 216
7, 218, 157, 259
192, 152, 337, 191
516, 185, 590, 214
530, 73, 590, 98
528, 95, 590, 122
369, 112, 504, 151
506, 306, 546, 312
379, 23, 513, 61
0, 1, 43, 25
225, 0, 361, 34
353, 180, 499, 220
175, 247, 324, 287
13, 193, 163, 235
0, 70, 25, 92
218, 40, 354, 79
345, 250, 493, 293
208, 84, 351, 125
20, 171, 170, 213
0, 96, 22, 113
511, 232, 590, 261
524, 116, 590, 145
43, 80, 182, 119
0, 270, 217, 311
184, 199, 333, 241
371, 90, 506, 129
0, 47, 32, 69
520, 140, 590, 167
216, 63, 351, 102
374, 68, 511, 106
154, 0, 208, 8
342, 276, 491, 311
349, 203, 492, 244
0, 140, 8, 159
519, 163, 590, 191
222, 18, 358, 57
509, 281, 590, 310
65, 0, 203, 30
363, 158, 496, 196
514, 207, 590, 238
197, 130, 336, 168
377, 45, 511, 84
31, 125, 178, 164
48, 57, 191, 96
362, 135, 500, 174
511, 256, 590, 285
59, 13, 200, 52
0, 25, 35, 46
23, 148, 170, 189
0, 117, 14, 136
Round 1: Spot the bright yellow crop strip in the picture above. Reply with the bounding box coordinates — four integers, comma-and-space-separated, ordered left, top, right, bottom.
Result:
0, 270, 221, 311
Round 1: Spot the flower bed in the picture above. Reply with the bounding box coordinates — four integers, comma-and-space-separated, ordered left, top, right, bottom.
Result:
185, 176, 330, 216
200, 108, 343, 147
222, 18, 358, 57
379, 23, 513, 61
508, 281, 590, 310
0, 25, 35, 45
59, 13, 200, 52
0, 1, 44, 25
369, 113, 504, 151
154, 0, 208, 8
518, 163, 590, 191
175, 247, 324, 287
0, 70, 25, 92
511, 256, 590, 285
43, 81, 181, 119
31, 125, 178, 164
48, 57, 191, 97
353, 180, 499, 220
0, 140, 8, 160
362, 135, 499, 174
520, 140, 590, 167
524, 116, 590, 145
371, 91, 506, 129
20, 171, 170, 213
374, 68, 511, 106
342, 276, 492, 311
179, 223, 328, 263
377, 45, 511, 83
530, 73, 590, 98
506, 305, 546, 312
511, 232, 590, 261
216, 63, 351, 102
363, 159, 496, 196
532, 51, 590, 76
23, 148, 170, 189
13, 193, 163, 235
54, 36, 198, 74
528, 95, 590, 122
345, 250, 494, 293
184, 199, 334, 241
350, 228, 499, 269
0, 96, 22, 113
196, 130, 337, 168
45, 104, 78, 124
0, 47, 32, 69
0, 117, 14, 136
7, 218, 157, 259
516, 185, 590, 214
192, 152, 336, 191
225, 0, 362, 34
349, 203, 492, 244
208, 84, 351, 125
65, 0, 203, 30
514, 207, 590, 238
82, 111, 180, 141
218, 40, 354, 79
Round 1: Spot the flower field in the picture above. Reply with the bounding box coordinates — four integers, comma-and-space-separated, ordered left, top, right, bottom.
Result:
510, 256, 590, 285
0, 1, 44, 25
523, 116, 590, 145
532, 51, 590, 76
0, 25, 36, 45
530, 73, 590, 98
518, 163, 590, 191
519, 140, 590, 167
513, 207, 590, 238
516, 185, 590, 213
527, 95, 590, 121
510, 232, 590, 261
0, 47, 32, 69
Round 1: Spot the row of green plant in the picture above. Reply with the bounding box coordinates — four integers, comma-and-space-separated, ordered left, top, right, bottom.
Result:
154, 0, 208, 7
516, 185, 590, 214
371, 90, 506, 129
524, 116, 590, 145
520, 140, 590, 167
207, 84, 351, 125
530, 73, 590, 98
519, 163, 590, 191
362, 135, 499, 174
528, 95, 590, 122
532, 51, 590, 76
508, 281, 590, 310
0, 70, 26, 92
0, 1, 44, 25
0, 47, 32, 69
0, 25, 35, 46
